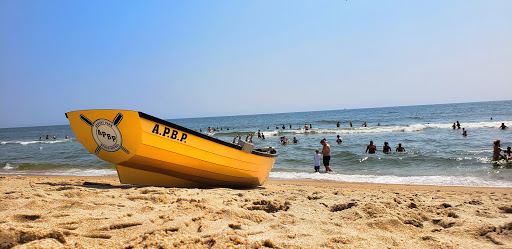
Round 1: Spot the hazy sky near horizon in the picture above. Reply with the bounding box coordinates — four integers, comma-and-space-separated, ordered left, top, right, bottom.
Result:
1, 0, 511, 128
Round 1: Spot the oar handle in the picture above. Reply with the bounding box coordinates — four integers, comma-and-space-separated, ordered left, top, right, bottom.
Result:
113, 113, 123, 126
80, 115, 94, 127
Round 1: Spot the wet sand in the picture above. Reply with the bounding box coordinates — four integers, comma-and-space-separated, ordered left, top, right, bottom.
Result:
1, 175, 511, 248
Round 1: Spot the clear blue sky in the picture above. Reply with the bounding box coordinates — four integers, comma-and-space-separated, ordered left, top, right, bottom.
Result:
1, 0, 511, 128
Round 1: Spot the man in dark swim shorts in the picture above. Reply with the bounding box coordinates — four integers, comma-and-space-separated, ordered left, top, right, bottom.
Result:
320, 139, 332, 172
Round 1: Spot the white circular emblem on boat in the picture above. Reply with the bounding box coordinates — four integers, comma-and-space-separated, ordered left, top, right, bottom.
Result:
80, 113, 129, 154
92, 119, 122, 152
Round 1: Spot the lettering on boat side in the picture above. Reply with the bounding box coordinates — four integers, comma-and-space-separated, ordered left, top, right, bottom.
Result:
80, 113, 130, 154
151, 124, 188, 143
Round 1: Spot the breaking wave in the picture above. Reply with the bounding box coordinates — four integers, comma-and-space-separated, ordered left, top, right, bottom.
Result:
269, 172, 512, 188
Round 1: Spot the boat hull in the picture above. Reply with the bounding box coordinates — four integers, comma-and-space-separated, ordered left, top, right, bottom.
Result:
66, 110, 277, 188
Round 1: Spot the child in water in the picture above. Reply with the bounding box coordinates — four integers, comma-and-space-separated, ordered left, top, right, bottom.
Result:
314, 150, 322, 172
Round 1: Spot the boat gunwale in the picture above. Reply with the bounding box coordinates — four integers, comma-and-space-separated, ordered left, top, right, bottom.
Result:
138, 112, 278, 158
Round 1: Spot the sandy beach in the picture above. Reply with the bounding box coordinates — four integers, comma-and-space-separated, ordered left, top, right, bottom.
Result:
1, 176, 511, 248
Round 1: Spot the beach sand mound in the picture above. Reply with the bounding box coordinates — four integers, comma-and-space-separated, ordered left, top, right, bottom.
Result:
1, 176, 511, 248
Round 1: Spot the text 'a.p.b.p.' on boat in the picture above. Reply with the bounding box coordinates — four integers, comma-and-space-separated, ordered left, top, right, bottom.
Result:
66, 110, 277, 188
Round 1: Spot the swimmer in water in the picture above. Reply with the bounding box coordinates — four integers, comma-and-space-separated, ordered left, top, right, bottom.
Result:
383, 142, 391, 153
396, 143, 406, 152
366, 141, 376, 154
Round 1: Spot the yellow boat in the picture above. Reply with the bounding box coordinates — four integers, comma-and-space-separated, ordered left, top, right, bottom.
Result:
66, 110, 277, 188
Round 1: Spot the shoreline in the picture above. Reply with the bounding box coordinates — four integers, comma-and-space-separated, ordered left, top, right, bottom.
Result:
2, 174, 511, 192
2, 175, 512, 248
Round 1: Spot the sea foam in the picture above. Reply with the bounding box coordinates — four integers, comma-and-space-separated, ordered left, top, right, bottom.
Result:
1, 139, 71, 145
269, 172, 512, 188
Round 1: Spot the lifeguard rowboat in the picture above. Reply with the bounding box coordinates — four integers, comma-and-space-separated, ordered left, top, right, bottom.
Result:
66, 110, 277, 188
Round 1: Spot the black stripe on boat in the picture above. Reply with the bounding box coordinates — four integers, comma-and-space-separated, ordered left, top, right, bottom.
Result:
138, 112, 277, 158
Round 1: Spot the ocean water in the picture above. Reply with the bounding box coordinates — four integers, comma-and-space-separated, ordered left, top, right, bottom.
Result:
1, 100, 511, 187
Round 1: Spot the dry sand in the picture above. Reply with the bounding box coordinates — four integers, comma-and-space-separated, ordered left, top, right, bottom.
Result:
1, 175, 511, 249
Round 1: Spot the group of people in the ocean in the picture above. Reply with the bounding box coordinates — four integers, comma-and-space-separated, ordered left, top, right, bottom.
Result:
365, 140, 405, 154
493, 139, 511, 162
276, 136, 300, 145
455, 119, 510, 162
273, 124, 313, 131
255, 119, 509, 167
39, 135, 68, 140
454, 120, 508, 138
201, 127, 230, 133
452, 121, 469, 137
454, 120, 509, 162
314, 138, 333, 173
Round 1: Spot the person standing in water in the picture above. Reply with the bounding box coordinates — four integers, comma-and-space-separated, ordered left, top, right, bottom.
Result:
320, 139, 333, 172
313, 150, 322, 173
396, 143, 406, 152
493, 139, 506, 161
504, 146, 512, 160
383, 142, 391, 153
366, 141, 377, 154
